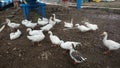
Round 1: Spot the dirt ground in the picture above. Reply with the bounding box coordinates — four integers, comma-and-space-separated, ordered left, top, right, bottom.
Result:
0, 5, 120, 68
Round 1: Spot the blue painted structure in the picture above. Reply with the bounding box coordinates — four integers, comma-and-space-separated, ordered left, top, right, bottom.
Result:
77, 0, 82, 9
0, 0, 22, 8
20, 0, 46, 19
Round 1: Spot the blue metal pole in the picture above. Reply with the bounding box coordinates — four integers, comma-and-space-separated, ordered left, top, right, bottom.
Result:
77, 0, 82, 10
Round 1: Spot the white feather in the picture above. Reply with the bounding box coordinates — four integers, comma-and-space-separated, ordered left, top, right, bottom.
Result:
60, 41, 82, 50
37, 18, 48, 26
27, 28, 43, 36
0, 25, 5, 32
40, 23, 53, 31
22, 19, 37, 28
27, 34, 45, 42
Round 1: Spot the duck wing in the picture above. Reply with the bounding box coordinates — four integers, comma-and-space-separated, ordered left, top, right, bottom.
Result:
71, 51, 83, 61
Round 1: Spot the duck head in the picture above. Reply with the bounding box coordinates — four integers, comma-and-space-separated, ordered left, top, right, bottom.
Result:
84, 21, 89, 25
48, 31, 52, 34
38, 18, 42, 21
75, 24, 79, 27
6, 18, 10, 23
26, 28, 32, 32
60, 40, 64, 43
101, 31, 107, 36
52, 14, 55, 16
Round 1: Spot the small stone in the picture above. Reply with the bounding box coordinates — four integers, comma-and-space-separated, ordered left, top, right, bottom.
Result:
12, 47, 17, 51
21, 58, 24, 60
19, 54, 22, 57
38, 56, 40, 59
6, 51, 9, 53
7, 42, 12, 45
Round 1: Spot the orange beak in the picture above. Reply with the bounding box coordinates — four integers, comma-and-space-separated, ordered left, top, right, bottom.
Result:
100, 32, 104, 36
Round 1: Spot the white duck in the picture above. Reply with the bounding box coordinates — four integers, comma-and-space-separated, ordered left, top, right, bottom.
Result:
52, 14, 61, 23
64, 18, 73, 28
25, 22, 37, 28
27, 28, 44, 36
27, 33, 45, 46
0, 25, 5, 32
48, 31, 61, 46
69, 47, 87, 64
37, 18, 48, 26
60, 40, 82, 50
42, 17, 49, 22
21, 19, 31, 25
10, 29, 22, 40
84, 22, 98, 30
101, 32, 120, 54
22, 19, 37, 28
49, 17, 56, 26
75, 24, 91, 32
6, 19, 20, 29
40, 23, 53, 31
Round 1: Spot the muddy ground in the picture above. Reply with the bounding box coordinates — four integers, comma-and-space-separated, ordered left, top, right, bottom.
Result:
0, 5, 120, 68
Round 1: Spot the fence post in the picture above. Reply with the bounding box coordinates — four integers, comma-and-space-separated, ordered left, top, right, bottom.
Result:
77, 0, 82, 10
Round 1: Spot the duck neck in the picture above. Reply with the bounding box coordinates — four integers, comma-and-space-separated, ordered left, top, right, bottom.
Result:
71, 18, 73, 24
103, 33, 108, 41
7, 20, 11, 24
49, 32, 53, 36
50, 17, 52, 22
38, 18, 41, 22
70, 48, 75, 53
77, 24, 79, 28
27, 28, 32, 32
53, 14, 56, 19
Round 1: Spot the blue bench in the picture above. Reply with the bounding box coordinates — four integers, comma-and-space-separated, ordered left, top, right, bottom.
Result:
20, 2, 46, 19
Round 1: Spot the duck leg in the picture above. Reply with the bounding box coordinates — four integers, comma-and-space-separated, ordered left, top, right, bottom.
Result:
103, 50, 111, 55
10, 28, 13, 32
73, 61, 78, 65
38, 42, 41, 46
32, 42, 35, 46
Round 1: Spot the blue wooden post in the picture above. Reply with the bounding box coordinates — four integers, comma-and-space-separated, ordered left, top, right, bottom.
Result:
38, 3, 45, 17
77, 0, 82, 10
20, 0, 46, 19
20, 4, 29, 19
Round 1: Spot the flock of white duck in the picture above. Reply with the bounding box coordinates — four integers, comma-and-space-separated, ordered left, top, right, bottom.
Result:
0, 13, 120, 64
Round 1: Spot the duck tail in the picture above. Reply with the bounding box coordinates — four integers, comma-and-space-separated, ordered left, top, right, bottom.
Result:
76, 42, 82, 46
72, 44, 77, 50
27, 35, 32, 40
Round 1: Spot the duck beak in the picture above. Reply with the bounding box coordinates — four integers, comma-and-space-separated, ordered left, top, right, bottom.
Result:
100, 32, 104, 36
